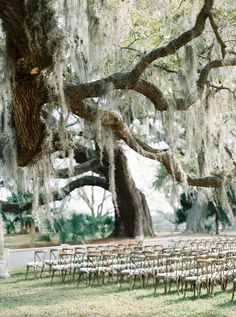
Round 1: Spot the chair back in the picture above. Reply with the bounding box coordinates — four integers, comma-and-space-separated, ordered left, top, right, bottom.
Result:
34, 250, 46, 263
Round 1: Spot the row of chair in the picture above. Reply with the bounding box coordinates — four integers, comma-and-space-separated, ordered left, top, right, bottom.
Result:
25, 238, 236, 300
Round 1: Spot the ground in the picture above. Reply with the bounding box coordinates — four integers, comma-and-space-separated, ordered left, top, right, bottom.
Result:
0, 267, 236, 317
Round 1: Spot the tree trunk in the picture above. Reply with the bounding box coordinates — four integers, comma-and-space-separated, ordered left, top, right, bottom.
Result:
72, 144, 155, 238
110, 148, 155, 238
186, 195, 208, 232
0, 214, 10, 278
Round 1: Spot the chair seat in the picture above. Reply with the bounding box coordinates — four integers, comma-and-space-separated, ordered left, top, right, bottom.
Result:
156, 271, 178, 277
45, 260, 58, 265
120, 268, 144, 276
155, 265, 166, 273
70, 263, 83, 269
111, 264, 127, 270
27, 261, 44, 267
52, 264, 71, 271
185, 274, 208, 282
97, 266, 111, 272
79, 267, 97, 273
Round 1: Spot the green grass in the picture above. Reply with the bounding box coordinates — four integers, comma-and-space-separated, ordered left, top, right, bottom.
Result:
0, 268, 236, 317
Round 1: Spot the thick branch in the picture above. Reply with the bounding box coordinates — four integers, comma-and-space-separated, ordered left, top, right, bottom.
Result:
0, 175, 108, 213
68, 97, 229, 188
197, 58, 236, 92
57, 158, 100, 178
187, 175, 222, 188
52, 176, 108, 201
208, 12, 226, 58
225, 145, 236, 168
129, 0, 213, 82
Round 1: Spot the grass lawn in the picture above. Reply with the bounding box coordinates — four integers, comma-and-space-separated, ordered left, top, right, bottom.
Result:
0, 267, 236, 317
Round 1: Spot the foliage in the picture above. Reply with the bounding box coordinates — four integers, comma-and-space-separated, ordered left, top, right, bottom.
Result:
85, 214, 115, 238
175, 187, 236, 230
7, 192, 33, 204
1, 213, 20, 234
153, 165, 173, 197
41, 212, 114, 244
4, 192, 34, 234
174, 193, 194, 225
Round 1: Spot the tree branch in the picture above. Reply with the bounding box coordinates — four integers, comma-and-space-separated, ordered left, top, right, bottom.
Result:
64, 0, 213, 113
56, 158, 100, 178
129, 0, 213, 82
208, 12, 227, 58
0, 175, 108, 213
153, 63, 178, 74
209, 84, 232, 92
197, 58, 236, 93
67, 96, 232, 188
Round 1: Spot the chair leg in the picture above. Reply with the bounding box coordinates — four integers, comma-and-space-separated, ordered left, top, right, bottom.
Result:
96, 273, 100, 286
197, 284, 201, 299
193, 283, 196, 297
130, 276, 134, 290
51, 270, 55, 283
119, 275, 124, 290
154, 277, 159, 294
224, 278, 228, 291
164, 279, 168, 294
62, 271, 67, 283
232, 282, 235, 301
139, 275, 143, 288
25, 266, 29, 280
77, 272, 82, 287
184, 281, 188, 298
176, 279, 180, 295
143, 275, 146, 288
88, 274, 92, 286
72, 269, 76, 281
48, 265, 52, 277
210, 282, 214, 295
168, 280, 172, 293
40, 265, 44, 278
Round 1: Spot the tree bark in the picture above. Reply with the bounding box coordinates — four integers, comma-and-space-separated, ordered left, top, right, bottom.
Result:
186, 194, 208, 232
107, 148, 155, 238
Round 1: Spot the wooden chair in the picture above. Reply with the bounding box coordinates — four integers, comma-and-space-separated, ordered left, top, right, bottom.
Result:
142, 253, 159, 287
99, 252, 117, 284
43, 248, 60, 277
223, 256, 236, 291
51, 252, 74, 283
77, 252, 101, 286
208, 258, 225, 294
71, 250, 86, 280
25, 250, 46, 279
119, 253, 145, 290
154, 257, 182, 294
183, 258, 211, 298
